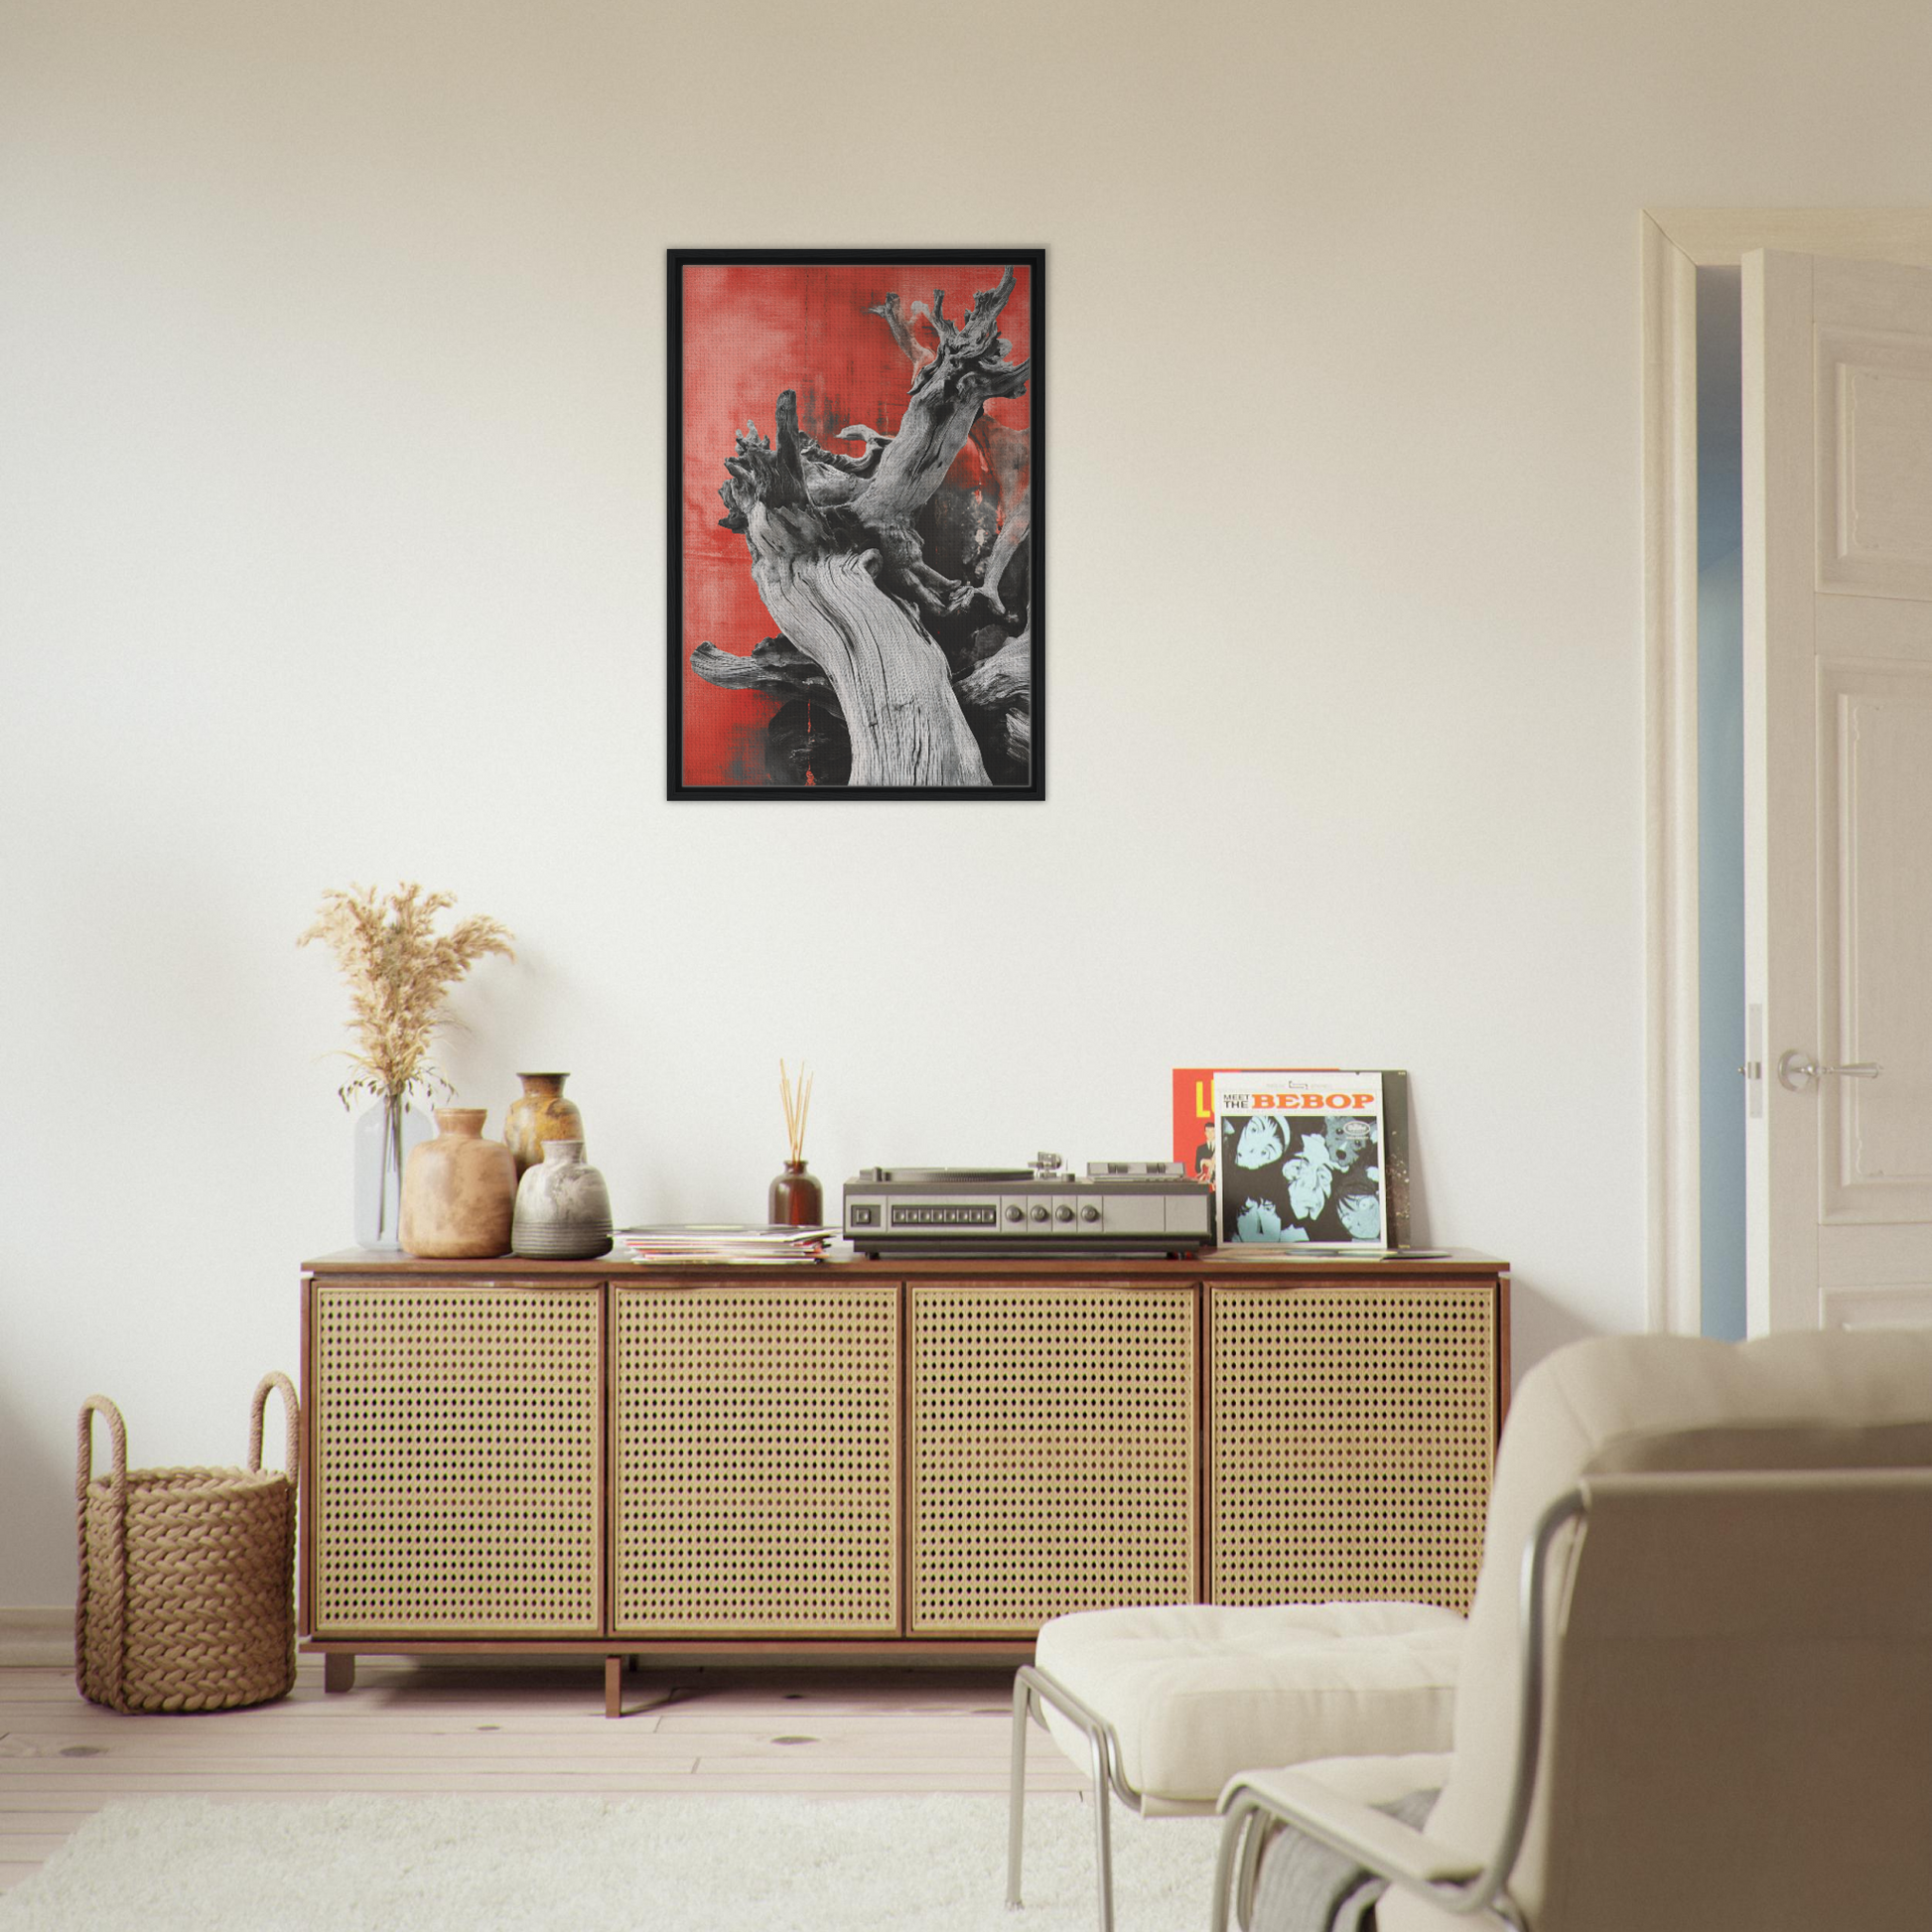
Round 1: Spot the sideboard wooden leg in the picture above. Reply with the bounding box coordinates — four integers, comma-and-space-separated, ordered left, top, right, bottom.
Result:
323, 1652, 355, 1695
605, 1654, 622, 1719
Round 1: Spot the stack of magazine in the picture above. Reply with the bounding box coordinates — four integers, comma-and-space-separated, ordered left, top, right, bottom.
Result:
613, 1224, 837, 1265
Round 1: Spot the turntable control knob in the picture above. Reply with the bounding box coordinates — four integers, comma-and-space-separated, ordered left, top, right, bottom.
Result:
1055, 1204, 1075, 1223
1080, 1205, 1101, 1223
1005, 1204, 1025, 1223
1031, 1205, 1050, 1223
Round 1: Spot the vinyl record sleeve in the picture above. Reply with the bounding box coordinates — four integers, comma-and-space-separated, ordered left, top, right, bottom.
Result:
1172, 1067, 1411, 1248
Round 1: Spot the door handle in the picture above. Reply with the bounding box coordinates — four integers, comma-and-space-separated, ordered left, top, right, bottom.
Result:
1777, 1050, 1882, 1091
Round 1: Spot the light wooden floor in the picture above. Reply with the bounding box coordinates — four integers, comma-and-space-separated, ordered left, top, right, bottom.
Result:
0, 1656, 1085, 1892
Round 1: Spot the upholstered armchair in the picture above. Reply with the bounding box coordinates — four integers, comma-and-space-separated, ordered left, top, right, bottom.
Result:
1213, 1327, 1932, 1932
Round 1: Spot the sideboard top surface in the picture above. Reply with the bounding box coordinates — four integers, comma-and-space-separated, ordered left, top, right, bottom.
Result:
305, 1247, 1507, 1282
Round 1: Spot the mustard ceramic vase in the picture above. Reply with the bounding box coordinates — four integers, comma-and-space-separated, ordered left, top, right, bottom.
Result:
400, 1108, 515, 1258
503, 1072, 586, 1178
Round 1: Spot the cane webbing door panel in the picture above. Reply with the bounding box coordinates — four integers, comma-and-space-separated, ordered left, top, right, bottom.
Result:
908, 1282, 1197, 1634
312, 1283, 602, 1635
1209, 1283, 1494, 1611
612, 1282, 899, 1634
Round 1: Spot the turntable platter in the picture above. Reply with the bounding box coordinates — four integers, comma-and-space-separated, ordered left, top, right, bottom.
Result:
876, 1166, 1033, 1182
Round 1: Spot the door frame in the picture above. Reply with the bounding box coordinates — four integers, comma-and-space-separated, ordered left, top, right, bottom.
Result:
1641, 209, 1932, 1334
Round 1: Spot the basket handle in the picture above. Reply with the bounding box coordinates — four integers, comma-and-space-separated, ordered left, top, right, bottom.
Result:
74, 1395, 131, 1707
76, 1395, 127, 1504
248, 1371, 301, 1481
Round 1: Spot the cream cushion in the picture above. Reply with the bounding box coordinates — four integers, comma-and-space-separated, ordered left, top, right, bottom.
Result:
1033, 1601, 1464, 1813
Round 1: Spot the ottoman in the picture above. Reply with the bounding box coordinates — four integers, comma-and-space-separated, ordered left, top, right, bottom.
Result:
1007, 1601, 1465, 1932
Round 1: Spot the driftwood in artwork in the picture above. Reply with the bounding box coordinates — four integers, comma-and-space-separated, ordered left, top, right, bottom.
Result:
963, 413, 1031, 624
692, 266, 1034, 787
687, 634, 834, 702
956, 634, 1032, 767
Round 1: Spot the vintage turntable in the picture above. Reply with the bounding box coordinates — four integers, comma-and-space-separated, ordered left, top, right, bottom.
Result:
843, 1154, 1212, 1257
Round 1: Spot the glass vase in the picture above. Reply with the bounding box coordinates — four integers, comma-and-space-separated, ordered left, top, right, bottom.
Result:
352, 1094, 432, 1250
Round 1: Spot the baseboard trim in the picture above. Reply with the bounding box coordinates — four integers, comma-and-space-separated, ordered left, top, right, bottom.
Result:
0, 1606, 71, 1667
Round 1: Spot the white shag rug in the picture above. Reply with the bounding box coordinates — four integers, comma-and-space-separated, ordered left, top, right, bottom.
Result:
0, 1793, 1223, 1931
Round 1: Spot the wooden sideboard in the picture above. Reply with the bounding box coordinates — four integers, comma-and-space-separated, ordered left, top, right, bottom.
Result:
299, 1250, 1509, 1714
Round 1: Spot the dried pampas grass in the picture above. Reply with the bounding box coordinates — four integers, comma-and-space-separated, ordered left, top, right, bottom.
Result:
298, 883, 515, 1107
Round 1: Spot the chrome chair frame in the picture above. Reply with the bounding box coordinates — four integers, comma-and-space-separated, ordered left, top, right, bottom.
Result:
1007, 1662, 1170, 1932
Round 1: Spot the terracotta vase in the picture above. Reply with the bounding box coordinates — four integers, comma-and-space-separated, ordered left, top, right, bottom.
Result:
400, 1109, 515, 1258
512, 1141, 614, 1260
768, 1160, 824, 1227
503, 1072, 586, 1178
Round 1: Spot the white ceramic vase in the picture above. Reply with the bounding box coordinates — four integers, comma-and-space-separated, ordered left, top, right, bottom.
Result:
511, 1140, 613, 1259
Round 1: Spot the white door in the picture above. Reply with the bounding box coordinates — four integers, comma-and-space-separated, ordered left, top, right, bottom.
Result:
1744, 249, 1932, 1331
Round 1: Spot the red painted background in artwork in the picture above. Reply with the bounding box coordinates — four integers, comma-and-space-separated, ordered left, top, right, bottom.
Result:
678, 261, 1032, 787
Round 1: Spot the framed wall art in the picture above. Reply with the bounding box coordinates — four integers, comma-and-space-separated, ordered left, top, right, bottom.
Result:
667, 248, 1044, 799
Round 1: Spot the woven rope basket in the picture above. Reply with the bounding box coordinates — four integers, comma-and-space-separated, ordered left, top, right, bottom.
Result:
75, 1373, 300, 1714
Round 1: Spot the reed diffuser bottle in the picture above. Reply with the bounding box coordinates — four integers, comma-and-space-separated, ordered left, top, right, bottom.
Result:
768, 1058, 823, 1226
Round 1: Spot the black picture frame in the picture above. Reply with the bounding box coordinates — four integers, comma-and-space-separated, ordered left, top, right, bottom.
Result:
667, 248, 1045, 800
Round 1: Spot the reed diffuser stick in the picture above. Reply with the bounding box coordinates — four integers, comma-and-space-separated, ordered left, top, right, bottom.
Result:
779, 1058, 813, 1164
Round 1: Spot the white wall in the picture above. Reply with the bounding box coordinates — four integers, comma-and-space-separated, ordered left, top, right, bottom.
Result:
4, 0, 1928, 1604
